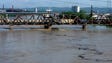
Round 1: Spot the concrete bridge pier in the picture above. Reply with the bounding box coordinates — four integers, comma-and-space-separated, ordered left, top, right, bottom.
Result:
82, 23, 87, 30
44, 22, 52, 29
44, 24, 49, 29
9, 25, 13, 30
44, 17, 53, 29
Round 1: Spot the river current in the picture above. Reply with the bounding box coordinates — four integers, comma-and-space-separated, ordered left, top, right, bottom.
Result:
0, 25, 112, 63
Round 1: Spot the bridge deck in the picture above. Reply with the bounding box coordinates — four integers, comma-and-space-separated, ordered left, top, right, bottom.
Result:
0, 12, 54, 15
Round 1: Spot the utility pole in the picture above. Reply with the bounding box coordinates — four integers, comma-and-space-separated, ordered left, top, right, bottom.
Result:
12, 5, 14, 12
2, 4, 4, 10
90, 5, 93, 17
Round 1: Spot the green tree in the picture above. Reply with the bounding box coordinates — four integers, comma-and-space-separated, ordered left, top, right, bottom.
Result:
61, 10, 91, 20
74, 10, 87, 19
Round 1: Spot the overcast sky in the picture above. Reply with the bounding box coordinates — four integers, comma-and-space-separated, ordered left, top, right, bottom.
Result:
0, 0, 109, 8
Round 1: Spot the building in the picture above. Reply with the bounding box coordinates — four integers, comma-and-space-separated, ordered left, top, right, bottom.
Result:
6, 9, 25, 12
0, 9, 6, 12
72, 6, 80, 13
46, 8, 52, 12
35, 8, 38, 13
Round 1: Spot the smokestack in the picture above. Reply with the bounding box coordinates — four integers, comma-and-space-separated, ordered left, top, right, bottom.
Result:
3, 4, 4, 10
12, 5, 14, 12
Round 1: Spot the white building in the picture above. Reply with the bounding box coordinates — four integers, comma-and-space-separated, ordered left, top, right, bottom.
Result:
0, 9, 6, 12
35, 8, 38, 13
72, 6, 80, 13
46, 8, 52, 12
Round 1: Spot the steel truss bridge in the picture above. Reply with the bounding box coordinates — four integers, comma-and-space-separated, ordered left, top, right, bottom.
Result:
0, 12, 112, 29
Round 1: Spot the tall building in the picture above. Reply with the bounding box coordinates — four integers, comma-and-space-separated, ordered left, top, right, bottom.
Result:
35, 8, 38, 13
72, 6, 80, 13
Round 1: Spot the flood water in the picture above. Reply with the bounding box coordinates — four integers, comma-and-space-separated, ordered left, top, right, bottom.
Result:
0, 25, 112, 63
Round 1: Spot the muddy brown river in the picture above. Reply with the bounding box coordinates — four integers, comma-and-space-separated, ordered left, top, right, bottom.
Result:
0, 25, 112, 63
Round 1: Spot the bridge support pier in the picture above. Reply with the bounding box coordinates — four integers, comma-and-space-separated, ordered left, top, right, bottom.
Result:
82, 23, 87, 30
44, 24, 52, 29
9, 25, 13, 30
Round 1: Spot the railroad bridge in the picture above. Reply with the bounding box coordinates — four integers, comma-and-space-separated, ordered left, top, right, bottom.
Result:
0, 12, 112, 29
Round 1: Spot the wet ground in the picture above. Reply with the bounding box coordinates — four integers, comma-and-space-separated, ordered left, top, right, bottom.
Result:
0, 25, 112, 63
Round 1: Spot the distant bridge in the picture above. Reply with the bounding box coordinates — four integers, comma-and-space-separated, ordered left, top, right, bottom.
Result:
0, 12, 112, 29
